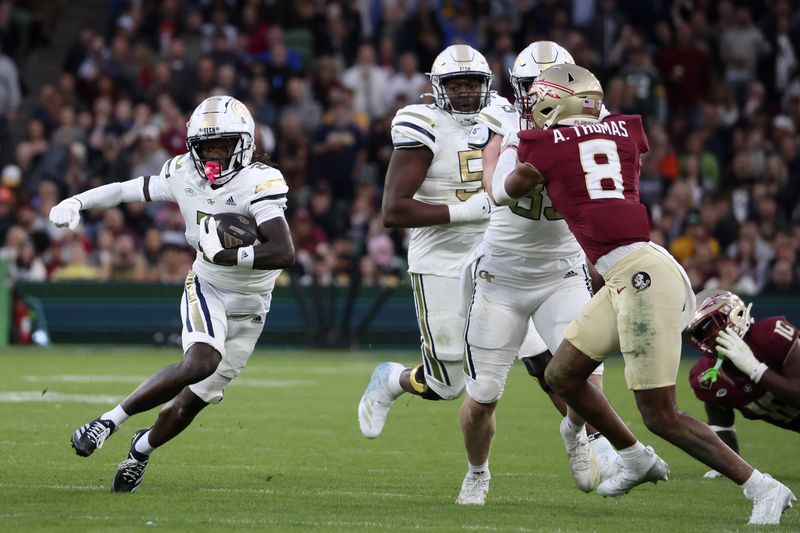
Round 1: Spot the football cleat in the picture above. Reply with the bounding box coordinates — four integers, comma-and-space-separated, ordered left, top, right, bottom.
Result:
588, 434, 620, 481
597, 446, 669, 497
71, 418, 116, 457
560, 418, 600, 492
111, 429, 150, 493
746, 474, 796, 525
358, 362, 403, 439
456, 473, 490, 505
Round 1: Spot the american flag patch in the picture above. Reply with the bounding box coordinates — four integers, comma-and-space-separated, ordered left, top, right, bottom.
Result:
582, 98, 596, 113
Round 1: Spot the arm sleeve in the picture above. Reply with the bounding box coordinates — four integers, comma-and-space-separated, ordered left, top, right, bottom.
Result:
74, 177, 148, 210
491, 146, 522, 205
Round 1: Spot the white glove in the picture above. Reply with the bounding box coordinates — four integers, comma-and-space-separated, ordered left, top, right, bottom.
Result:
702, 469, 723, 479
716, 328, 768, 382
198, 216, 224, 263
448, 191, 493, 223
49, 198, 82, 230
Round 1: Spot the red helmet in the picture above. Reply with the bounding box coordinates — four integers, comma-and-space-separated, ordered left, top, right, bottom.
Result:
687, 290, 753, 357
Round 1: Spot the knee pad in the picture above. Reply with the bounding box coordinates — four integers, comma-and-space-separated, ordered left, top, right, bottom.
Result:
466, 375, 503, 404
521, 352, 554, 394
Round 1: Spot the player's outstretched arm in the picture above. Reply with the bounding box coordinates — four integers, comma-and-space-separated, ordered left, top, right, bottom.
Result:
717, 329, 800, 406
200, 216, 294, 270
49, 177, 152, 230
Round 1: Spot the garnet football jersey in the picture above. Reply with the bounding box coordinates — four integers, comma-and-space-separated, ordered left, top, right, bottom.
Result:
689, 316, 800, 431
516, 114, 650, 263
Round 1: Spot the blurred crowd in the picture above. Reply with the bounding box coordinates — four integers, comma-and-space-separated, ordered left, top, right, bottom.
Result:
1, 0, 800, 296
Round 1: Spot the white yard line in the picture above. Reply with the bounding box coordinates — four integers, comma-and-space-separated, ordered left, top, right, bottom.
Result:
0, 392, 122, 404
20, 375, 317, 388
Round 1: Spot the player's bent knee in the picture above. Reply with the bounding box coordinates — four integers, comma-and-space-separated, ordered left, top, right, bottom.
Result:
639, 405, 679, 437
183, 344, 222, 382
466, 379, 502, 404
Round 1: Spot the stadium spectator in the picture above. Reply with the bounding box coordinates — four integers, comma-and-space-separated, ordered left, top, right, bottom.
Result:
0, 0, 790, 303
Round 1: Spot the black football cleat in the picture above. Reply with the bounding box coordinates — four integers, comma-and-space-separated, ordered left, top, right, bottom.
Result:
111, 429, 150, 493
71, 418, 116, 457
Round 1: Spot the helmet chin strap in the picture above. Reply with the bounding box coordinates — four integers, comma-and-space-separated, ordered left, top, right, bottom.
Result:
204, 161, 221, 184
543, 106, 562, 129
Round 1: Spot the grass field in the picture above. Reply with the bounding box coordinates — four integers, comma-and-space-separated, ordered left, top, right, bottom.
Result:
0, 346, 798, 532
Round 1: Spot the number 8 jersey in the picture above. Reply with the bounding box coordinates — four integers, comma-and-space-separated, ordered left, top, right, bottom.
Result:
516, 114, 651, 263
390, 97, 508, 276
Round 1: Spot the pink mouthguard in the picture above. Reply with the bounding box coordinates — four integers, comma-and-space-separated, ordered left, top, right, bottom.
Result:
203, 161, 221, 183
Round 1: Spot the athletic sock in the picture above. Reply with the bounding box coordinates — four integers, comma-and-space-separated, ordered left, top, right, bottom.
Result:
133, 430, 155, 456
468, 461, 490, 480
618, 441, 651, 470
101, 405, 130, 428
386, 364, 405, 397
560, 416, 584, 442
743, 469, 767, 493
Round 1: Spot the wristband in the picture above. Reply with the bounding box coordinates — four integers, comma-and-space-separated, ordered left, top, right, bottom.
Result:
750, 362, 768, 383
236, 245, 255, 269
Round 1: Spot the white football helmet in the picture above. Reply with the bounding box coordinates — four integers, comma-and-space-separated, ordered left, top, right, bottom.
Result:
511, 42, 574, 127
428, 45, 493, 127
186, 95, 255, 185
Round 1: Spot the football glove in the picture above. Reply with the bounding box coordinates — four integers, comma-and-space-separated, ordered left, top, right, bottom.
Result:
49, 198, 82, 230
716, 328, 768, 383
198, 216, 224, 263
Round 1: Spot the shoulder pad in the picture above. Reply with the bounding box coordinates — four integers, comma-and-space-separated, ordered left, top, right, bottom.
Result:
391, 104, 437, 151
163, 153, 192, 179
468, 122, 490, 149
489, 93, 512, 107
475, 101, 520, 136
238, 164, 289, 198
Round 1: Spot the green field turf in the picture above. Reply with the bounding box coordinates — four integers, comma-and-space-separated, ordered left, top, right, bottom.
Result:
0, 346, 797, 532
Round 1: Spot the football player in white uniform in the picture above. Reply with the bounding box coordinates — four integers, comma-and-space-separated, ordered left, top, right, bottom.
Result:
357, 45, 500, 440
456, 42, 617, 504
50, 96, 294, 492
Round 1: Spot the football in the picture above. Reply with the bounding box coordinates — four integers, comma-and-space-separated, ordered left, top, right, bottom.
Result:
213, 212, 260, 249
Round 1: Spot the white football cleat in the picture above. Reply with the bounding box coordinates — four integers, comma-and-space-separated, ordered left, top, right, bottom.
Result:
560, 418, 600, 492
456, 473, 490, 505
597, 446, 669, 497
589, 435, 619, 481
746, 474, 796, 525
358, 362, 403, 439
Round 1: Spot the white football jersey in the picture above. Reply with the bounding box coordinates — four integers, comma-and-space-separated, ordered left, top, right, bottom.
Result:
390, 94, 510, 276
473, 102, 583, 268
146, 153, 289, 294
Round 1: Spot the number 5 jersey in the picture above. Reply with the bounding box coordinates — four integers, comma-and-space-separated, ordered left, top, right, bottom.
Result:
389, 96, 508, 277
